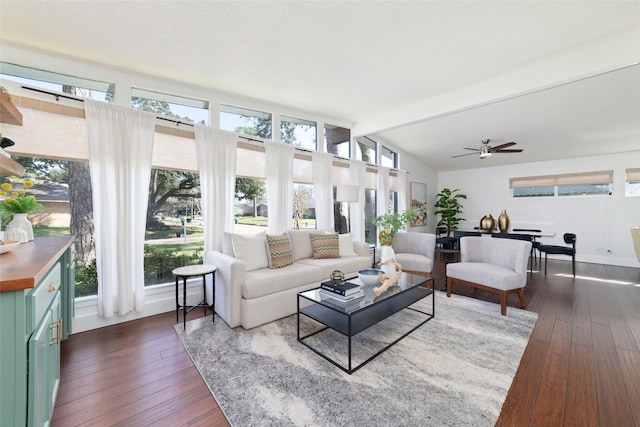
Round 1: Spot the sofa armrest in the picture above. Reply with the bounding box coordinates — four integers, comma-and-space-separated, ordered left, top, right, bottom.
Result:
353, 241, 370, 257
204, 250, 246, 328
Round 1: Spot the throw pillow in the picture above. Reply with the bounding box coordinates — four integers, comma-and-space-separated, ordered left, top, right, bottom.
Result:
310, 232, 340, 259
231, 231, 269, 272
338, 233, 357, 257
265, 233, 294, 269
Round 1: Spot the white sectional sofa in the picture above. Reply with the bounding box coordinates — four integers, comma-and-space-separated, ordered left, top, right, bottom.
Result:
205, 229, 371, 329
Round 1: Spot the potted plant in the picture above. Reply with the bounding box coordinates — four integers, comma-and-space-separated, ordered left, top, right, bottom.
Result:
434, 188, 466, 237
372, 210, 416, 246
1, 180, 44, 240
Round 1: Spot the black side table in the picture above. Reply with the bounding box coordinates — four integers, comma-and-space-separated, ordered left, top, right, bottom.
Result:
172, 264, 216, 330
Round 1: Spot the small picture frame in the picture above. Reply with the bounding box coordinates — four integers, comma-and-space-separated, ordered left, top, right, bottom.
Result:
410, 182, 427, 226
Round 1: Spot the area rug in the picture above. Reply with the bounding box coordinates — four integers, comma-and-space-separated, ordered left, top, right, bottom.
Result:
174, 293, 537, 427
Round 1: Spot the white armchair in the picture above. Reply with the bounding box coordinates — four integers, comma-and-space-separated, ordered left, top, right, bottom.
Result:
391, 232, 436, 279
446, 236, 531, 315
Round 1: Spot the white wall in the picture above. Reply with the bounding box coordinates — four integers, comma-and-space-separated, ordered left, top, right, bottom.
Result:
437, 151, 640, 267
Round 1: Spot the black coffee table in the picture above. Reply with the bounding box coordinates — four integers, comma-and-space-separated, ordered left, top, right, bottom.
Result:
297, 273, 434, 374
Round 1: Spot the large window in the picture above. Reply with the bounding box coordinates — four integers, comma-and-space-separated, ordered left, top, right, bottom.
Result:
293, 183, 315, 229
131, 89, 206, 286
234, 177, 268, 234
356, 136, 377, 164
281, 115, 316, 150
1, 62, 114, 102
131, 87, 209, 125
325, 124, 350, 158
510, 170, 613, 198
220, 105, 272, 139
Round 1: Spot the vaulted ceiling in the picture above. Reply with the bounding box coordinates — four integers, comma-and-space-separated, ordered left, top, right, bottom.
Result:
1, 1, 638, 171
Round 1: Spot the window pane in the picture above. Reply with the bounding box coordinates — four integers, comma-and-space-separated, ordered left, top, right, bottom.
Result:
325, 124, 350, 158
221, 105, 272, 139
131, 87, 209, 125
281, 115, 316, 150
4, 156, 99, 297
234, 178, 268, 234
144, 168, 203, 286
626, 181, 640, 197
558, 184, 610, 196
293, 183, 315, 229
356, 137, 377, 164
381, 146, 397, 168
364, 189, 377, 244
513, 186, 555, 198
1, 61, 114, 102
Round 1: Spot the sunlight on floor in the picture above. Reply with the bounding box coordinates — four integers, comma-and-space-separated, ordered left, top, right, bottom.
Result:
556, 273, 640, 287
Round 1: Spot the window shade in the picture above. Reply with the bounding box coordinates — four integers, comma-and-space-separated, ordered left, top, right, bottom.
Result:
626, 168, 640, 182
510, 170, 613, 188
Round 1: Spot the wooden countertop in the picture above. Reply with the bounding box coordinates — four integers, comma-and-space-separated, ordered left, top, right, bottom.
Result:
0, 235, 74, 293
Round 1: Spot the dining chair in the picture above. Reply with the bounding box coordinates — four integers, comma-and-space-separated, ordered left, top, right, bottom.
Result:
538, 233, 577, 277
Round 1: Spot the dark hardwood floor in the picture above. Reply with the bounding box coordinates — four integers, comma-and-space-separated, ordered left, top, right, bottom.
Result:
53, 257, 640, 426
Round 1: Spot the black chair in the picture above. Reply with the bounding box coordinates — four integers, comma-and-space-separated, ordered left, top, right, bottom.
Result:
453, 230, 482, 250
513, 228, 542, 264
538, 233, 577, 277
436, 226, 455, 251
492, 232, 534, 276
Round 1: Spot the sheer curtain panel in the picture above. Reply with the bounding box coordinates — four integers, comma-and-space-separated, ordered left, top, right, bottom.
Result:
195, 126, 238, 252
85, 100, 156, 318
349, 161, 367, 242
377, 166, 391, 216
397, 170, 408, 212
312, 151, 335, 231
265, 141, 294, 234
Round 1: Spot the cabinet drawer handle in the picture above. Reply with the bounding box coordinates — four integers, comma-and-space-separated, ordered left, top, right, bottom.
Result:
48, 283, 57, 292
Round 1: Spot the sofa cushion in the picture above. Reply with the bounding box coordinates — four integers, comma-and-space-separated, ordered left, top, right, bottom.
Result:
395, 253, 433, 275
339, 233, 357, 257
310, 232, 340, 259
447, 262, 522, 291
288, 229, 315, 260
298, 256, 372, 279
265, 233, 294, 269
242, 263, 325, 299
231, 231, 269, 272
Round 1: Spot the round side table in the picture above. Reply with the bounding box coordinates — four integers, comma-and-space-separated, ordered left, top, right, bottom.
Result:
172, 264, 217, 330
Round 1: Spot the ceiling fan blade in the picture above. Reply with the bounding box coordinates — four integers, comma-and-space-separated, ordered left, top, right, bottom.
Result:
489, 142, 516, 151
452, 152, 478, 158
463, 147, 479, 151
494, 149, 523, 153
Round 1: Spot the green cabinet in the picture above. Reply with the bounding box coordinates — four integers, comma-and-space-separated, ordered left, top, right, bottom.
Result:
0, 237, 74, 427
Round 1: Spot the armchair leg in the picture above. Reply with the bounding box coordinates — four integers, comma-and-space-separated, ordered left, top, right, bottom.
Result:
446, 277, 453, 297
517, 289, 527, 310
500, 293, 507, 316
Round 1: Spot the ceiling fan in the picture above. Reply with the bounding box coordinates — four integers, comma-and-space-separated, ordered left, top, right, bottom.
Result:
452, 139, 523, 159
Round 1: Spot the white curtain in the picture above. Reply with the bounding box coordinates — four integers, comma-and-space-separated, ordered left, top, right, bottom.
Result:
377, 166, 390, 216
312, 151, 334, 231
265, 141, 294, 234
195, 126, 237, 252
349, 161, 367, 242
397, 170, 408, 212
85, 100, 156, 318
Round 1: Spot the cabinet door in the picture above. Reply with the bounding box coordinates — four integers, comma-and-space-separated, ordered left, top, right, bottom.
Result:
28, 293, 61, 427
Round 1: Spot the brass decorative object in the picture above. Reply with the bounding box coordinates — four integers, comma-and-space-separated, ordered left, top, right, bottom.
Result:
498, 210, 510, 232
330, 270, 345, 285
480, 214, 496, 232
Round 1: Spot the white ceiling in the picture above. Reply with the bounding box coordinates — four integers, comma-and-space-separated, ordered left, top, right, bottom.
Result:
0, 1, 639, 171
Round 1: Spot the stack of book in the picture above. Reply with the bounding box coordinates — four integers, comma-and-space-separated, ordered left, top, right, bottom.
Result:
319, 280, 364, 305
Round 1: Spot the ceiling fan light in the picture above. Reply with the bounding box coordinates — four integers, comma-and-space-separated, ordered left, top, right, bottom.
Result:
480, 145, 492, 158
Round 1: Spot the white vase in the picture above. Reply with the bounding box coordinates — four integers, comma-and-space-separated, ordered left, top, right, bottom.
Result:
4, 223, 28, 243
8, 213, 34, 241
380, 244, 396, 276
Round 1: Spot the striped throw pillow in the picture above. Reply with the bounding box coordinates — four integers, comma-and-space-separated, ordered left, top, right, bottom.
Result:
266, 233, 294, 269
310, 233, 340, 259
